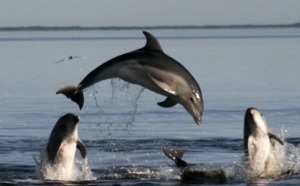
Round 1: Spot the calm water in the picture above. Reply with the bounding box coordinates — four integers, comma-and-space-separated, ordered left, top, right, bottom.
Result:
1, 28, 300, 185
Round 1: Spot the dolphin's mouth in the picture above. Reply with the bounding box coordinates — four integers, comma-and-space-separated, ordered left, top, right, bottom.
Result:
195, 117, 202, 125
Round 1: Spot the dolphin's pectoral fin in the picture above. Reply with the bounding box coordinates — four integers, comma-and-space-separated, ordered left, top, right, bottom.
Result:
157, 97, 177, 108
77, 139, 87, 159
56, 85, 84, 109
149, 75, 176, 95
268, 132, 284, 145
162, 148, 188, 168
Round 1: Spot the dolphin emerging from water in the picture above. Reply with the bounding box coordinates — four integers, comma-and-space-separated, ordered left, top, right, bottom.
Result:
46, 113, 86, 166
36, 113, 87, 180
57, 31, 203, 124
244, 107, 284, 177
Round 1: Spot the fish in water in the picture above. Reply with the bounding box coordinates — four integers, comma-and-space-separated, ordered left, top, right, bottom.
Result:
244, 107, 284, 178
56, 31, 203, 125
36, 113, 87, 180
162, 148, 227, 184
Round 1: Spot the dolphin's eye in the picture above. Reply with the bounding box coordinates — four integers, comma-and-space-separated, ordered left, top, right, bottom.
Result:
190, 97, 194, 103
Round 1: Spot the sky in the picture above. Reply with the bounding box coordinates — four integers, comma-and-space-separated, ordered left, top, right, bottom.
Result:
1, 0, 300, 27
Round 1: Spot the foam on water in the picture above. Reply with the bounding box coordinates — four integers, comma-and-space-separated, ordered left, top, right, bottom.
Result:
35, 151, 96, 181
242, 133, 300, 182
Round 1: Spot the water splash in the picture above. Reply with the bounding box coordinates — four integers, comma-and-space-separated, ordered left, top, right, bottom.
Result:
110, 78, 145, 128
97, 165, 181, 181
125, 86, 145, 128
242, 134, 300, 181
34, 151, 96, 181
90, 78, 145, 130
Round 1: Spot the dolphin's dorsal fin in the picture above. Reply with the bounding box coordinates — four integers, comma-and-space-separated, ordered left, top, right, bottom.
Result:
142, 31, 163, 52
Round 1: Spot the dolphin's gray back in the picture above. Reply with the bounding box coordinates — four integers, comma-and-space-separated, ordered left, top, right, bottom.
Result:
78, 31, 201, 95
137, 50, 201, 91
46, 129, 63, 164
243, 108, 255, 156
79, 49, 201, 95
243, 124, 251, 156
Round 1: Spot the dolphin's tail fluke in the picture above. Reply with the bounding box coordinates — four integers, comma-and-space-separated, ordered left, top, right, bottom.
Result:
162, 148, 188, 168
56, 85, 84, 109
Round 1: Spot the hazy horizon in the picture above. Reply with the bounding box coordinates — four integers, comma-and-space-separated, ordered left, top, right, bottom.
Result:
0, 22, 299, 31
1, 1, 300, 28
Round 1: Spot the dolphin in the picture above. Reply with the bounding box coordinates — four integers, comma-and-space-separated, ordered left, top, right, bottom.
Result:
37, 113, 87, 180
56, 31, 203, 125
46, 113, 86, 166
162, 148, 227, 184
244, 107, 284, 177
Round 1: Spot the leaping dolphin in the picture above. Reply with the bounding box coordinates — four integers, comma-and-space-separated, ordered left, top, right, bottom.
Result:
46, 113, 86, 166
36, 113, 87, 180
57, 31, 203, 125
244, 107, 284, 177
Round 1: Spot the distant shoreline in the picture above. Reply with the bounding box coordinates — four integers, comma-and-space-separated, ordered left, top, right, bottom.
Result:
1, 23, 300, 31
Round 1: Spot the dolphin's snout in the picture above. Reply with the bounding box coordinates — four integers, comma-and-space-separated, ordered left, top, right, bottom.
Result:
195, 117, 202, 125
75, 115, 80, 122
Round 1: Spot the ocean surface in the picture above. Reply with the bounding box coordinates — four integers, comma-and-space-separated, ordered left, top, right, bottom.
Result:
1, 28, 300, 185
